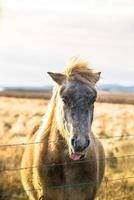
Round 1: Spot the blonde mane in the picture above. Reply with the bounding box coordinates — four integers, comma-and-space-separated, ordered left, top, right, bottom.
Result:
35, 58, 100, 142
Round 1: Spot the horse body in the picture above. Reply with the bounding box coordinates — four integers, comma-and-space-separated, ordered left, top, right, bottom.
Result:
21, 58, 105, 200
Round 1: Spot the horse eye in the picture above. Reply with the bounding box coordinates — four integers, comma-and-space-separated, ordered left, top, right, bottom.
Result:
62, 96, 68, 104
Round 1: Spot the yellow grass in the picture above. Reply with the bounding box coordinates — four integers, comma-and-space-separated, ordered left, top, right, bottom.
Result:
0, 96, 134, 200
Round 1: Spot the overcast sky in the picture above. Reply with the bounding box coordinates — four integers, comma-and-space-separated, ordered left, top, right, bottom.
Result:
0, 0, 134, 87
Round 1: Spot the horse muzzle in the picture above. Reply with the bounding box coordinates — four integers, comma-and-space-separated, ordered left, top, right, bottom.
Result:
69, 136, 90, 161
71, 136, 90, 152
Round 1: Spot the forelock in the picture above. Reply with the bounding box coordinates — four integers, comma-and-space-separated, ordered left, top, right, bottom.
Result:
63, 57, 100, 85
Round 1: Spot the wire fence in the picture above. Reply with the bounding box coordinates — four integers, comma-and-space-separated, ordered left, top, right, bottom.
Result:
0, 134, 134, 200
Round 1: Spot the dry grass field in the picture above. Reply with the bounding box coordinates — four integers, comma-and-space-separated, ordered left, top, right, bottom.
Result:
0, 94, 134, 200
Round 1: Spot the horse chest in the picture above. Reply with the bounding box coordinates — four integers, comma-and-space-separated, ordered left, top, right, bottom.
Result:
44, 161, 95, 187
42, 162, 96, 200
66, 162, 95, 184
39, 145, 98, 199
45, 164, 66, 186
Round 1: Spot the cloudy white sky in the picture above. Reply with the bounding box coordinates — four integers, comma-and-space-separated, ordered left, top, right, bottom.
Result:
0, 0, 134, 87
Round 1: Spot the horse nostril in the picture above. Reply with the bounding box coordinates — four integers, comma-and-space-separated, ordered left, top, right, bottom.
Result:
71, 137, 77, 149
86, 139, 90, 148
85, 140, 90, 148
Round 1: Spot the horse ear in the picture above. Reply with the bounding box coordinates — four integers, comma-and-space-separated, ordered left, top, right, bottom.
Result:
47, 72, 66, 85
94, 71, 101, 83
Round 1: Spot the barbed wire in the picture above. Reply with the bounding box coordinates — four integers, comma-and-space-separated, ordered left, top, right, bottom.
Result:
0, 134, 134, 148
0, 153, 134, 172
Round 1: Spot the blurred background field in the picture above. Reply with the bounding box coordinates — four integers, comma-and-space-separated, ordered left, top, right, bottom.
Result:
0, 94, 134, 200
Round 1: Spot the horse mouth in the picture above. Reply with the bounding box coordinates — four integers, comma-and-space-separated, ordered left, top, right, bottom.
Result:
69, 151, 85, 161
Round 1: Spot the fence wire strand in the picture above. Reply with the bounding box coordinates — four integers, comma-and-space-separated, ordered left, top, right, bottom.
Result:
0, 153, 134, 172
0, 134, 134, 148
0, 176, 134, 197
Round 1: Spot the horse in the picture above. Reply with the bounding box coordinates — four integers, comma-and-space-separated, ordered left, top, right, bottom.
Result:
21, 58, 105, 200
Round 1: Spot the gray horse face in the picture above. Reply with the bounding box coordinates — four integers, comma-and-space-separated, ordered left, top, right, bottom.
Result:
60, 81, 97, 159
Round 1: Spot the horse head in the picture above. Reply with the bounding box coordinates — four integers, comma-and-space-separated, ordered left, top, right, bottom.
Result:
48, 58, 101, 161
